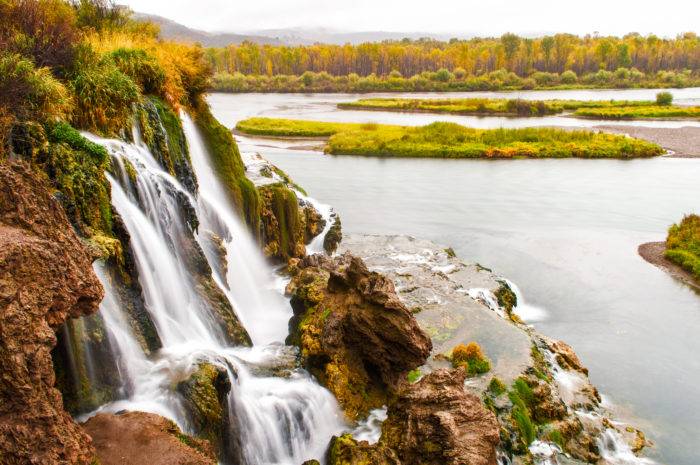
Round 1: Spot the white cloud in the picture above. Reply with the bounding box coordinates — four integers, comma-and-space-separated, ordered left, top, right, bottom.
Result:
121, 0, 699, 37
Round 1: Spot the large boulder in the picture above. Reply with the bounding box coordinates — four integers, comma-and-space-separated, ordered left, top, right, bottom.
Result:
380, 368, 500, 465
287, 253, 432, 419
82, 411, 216, 465
0, 161, 104, 464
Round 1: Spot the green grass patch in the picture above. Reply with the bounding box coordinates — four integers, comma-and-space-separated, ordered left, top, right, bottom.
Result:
665, 214, 700, 280
236, 117, 663, 159
338, 97, 658, 117
574, 105, 700, 119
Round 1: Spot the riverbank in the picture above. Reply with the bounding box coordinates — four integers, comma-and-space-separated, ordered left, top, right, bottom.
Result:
639, 242, 700, 291
592, 126, 700, 157
235, 118, 664, 159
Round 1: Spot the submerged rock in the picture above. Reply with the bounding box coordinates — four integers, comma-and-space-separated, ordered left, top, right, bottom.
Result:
381, 368, 500, 465
287, 253, 432, 419
83, 411, 216, 465
0, 161, 103, 464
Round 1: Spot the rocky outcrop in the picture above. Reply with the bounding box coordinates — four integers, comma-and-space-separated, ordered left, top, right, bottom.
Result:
83, 411, 216, 465
328, 434, 401, 465
381, 368, 500, 465
287, 253, 432, 419
177, 362, 241, 463
259, 183, 307, 261
0, 161, 103, 464
323, 214, 342, 253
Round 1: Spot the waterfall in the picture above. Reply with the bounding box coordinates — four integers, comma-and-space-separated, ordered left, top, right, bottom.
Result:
80, 114, 345, 464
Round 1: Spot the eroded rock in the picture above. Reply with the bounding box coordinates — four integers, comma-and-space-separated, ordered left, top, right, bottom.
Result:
83, 411, 216, 465
287, 253, 432, 419
380, 368, 500, 465
0, 161, 103, 464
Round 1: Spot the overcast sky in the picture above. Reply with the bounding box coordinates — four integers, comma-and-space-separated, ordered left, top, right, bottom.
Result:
120, 0, 699, 37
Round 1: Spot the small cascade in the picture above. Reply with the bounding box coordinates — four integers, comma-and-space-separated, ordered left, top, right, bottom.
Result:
504, 279, 548, 323
293, 190, 334, 255
75, 114, 344, 464
597, 429, 656, 465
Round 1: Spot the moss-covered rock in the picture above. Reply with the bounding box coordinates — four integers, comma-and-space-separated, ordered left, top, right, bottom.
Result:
138, 96, 198, 194
323, 214, 342, 253
192, 102, 260, 233
52, 316, 122, 415
328, 434, 400, 465
494, 280, 517, 315
177, 362, 241, 463
259, 183, 306, 261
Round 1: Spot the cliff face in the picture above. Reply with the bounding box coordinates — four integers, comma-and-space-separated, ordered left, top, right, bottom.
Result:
0, 161, 103, 464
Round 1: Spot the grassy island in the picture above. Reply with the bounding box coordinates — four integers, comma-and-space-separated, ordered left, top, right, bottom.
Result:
235, 117, 664, 159
666, 214, 700, 281
338, 97, 700, 120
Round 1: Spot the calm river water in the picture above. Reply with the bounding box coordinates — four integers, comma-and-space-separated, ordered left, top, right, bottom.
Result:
209, 88, 700, 465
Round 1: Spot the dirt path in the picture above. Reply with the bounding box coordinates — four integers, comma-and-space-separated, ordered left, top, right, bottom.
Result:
639, 241, 700, 291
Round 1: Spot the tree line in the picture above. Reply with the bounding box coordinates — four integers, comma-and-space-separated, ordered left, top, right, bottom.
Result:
205, 33, 700, 78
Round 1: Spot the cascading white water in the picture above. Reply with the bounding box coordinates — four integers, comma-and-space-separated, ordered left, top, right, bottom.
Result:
80, 117, 345, 464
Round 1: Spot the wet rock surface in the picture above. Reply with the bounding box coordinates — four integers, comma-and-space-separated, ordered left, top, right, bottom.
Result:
339, 234, 531, 387
381, 367, 500, 465
83, 411, 216, 465
287, 253, 432, 419
0, 161, 103, 464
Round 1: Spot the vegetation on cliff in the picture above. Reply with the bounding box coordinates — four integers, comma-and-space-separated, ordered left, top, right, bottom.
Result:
236, 118, 664, 159
665, 214, 700, 281
450, 342, 491, 375
206, 33, 700, 92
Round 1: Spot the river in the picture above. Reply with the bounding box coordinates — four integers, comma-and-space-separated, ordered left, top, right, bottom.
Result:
209, 88, 700, 465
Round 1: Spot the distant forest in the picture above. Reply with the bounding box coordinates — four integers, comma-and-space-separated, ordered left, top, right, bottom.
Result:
205, 33, 700, 77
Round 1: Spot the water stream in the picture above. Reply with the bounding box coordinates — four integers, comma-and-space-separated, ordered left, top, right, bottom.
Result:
208, 89, 700, 465
81, 115, 345, 464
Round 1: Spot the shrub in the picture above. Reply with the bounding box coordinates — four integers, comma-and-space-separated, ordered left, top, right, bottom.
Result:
656, 91, 673, 106
560, 70, 577, 84
434, 68, 453, 82
665, 214, 700, 280
0, 0, 79, 72
108, 47, 166, 96
451, 342, 491, 375
0, 52, 73, 123
67, 46, 140, 134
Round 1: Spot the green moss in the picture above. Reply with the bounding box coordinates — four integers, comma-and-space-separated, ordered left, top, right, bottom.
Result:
547, 429, 565, 449
407, 368, 422, 383
444, 247, 456, 258
495, 280, 518, 315
508, 377, 537, 449
193, 103, 260, 232
324, 215, 342, 253
488, 377, 507, 396
259, 183, 303, 260
177, 363, 230, 447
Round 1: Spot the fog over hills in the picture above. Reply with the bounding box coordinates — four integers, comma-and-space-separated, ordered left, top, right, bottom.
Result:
135, 12, 468, 46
